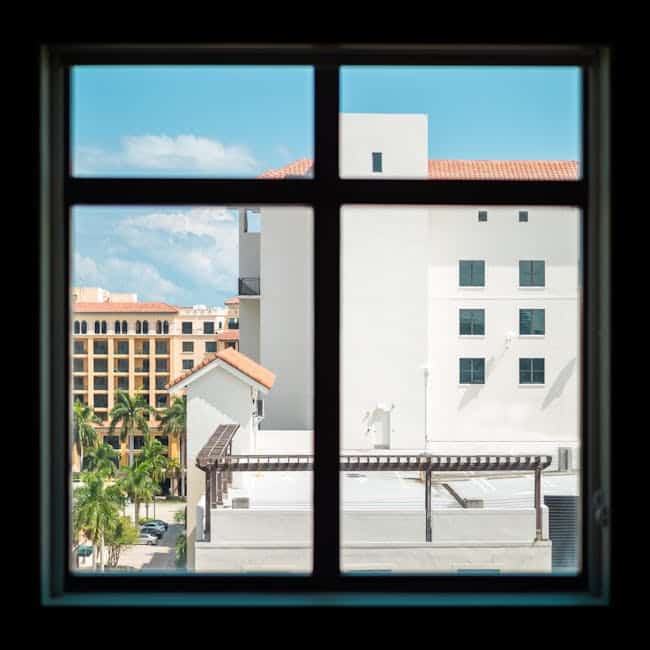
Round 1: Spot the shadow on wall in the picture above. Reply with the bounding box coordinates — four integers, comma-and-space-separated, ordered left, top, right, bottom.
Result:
458, 355, 496, 410
541, 358, 577, 410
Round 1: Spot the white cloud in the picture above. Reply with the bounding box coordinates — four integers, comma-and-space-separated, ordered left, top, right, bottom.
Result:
75, 135, 258, 174
73, 252, 101, 285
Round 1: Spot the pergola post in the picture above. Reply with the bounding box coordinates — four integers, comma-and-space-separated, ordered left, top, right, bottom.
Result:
227, 443, 233, 485
210, 466, 217, 508
204, 468, 211, 542
217, 472, 224, 505
425, 469, 432, 543
534, 466, 543, 541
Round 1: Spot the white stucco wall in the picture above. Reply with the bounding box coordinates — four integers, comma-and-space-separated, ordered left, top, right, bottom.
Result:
238, 208, 261, 279
340, 113, 429, 178
239, 299, 260, 362
182, 366, 256, 569
258, 206, 314, 431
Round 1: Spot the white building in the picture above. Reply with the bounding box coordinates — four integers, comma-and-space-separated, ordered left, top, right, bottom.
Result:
239, 113, 581, 468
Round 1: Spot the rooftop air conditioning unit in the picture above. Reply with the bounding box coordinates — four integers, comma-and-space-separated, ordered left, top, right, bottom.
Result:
558, 447, 572, 472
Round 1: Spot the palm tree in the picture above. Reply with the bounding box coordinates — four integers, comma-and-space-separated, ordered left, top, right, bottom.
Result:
72, 402, 100, 473
72, 471, 122, 572
166, 457, 182, 497
158, 395, 186, 495
83, 443, 119, 478
117, 462, 156, 526
108, 390, 154, 445
137, 436, 168, 518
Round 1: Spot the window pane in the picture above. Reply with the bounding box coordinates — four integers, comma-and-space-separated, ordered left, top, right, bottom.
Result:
340, 67, 581, 179
71, 205, 313, 574
341, 205, 581, 574
72, 66, 314, 178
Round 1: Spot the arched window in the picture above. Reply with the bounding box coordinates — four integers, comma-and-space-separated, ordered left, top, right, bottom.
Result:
115, 320, 121, 334
122, 320, 128, 334
218, 321, 222, 329
94, 320, 100, 334
101, 321, 107, 334
81, 321, 87, 334
163, 320, 169, 334
156, 320, 162, 334
136, 320, 141, 334
74, 321, 80, 334
142, 320, 149, 334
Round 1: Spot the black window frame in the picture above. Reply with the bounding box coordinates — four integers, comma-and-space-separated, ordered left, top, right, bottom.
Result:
519, 260, 546, 287
205, 340, 217, 353
182, 359, 194, 370
519, 357, 546, 384
372, 151, 383, 172
519, 308, 546, 335
459, 357, 485, 384
459, 308, 485, 336
182, 341, 194, 353
182, 321, 193, 334
203, 321, 215, 334
459, 260, 485, 287
40, 43, 611, 607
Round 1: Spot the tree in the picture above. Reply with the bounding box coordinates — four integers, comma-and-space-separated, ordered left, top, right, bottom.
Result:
83, 443, 119, 478
137, 436, 168, 518
165, 457, 182, 498
72, 402, 100, 473
72, 471, 122, 572
175, 533, 187, 568
108, 390, 154, 445
105, 516, 138, 568
117, 462, 156, 526
158, 395, 186, 495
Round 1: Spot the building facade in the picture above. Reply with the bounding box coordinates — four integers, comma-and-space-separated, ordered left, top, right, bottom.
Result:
70, 289, 240, 472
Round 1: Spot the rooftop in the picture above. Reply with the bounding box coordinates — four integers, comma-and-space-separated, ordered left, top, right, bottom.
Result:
73, 302, 178, 314
259, 159, 579, 181
217, 330, 240, 341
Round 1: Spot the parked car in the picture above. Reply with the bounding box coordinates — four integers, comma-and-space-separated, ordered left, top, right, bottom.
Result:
146, 519, 169, 531
141, 521, 166, 535
137, 532, 158, 545
140, 524, 164, 539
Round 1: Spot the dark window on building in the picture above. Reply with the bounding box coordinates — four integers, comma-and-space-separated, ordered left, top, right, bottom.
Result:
139, 342, 150, 355
459, 358, 485, 384
94, 359, 107, 373
103, 435, 121, 450
225, 341, 237, 350
478, 210, 488, 222
157, 435, 169, 449
101, 320, 107, 334
156, 359, 169, 372
117, 376, 129, 391
136, 320, 141, 334
116, 340, 129, 355
136, 360, 150, 373
519, 210, 529, 222
163, 320, 169, 334
156, 320, 162, 334
372, 152, 382, 172
73, 394, 86, 405
122, 320, 128, 334
519, 309, 545, 335
73, 358, 85, 372
93, 376, 107, 390
73, 376, 85, 390
228, 318, 239, 330
459, 260, 485, 287
218, 321, 223, 329
94, 394, 108, 408
156, 394, 168, 408
132, 435, 145, 450
155, 340, 168, 355
459, 309, 485, 335
204, 321, 215, 334
182, 322, 192, 334
205, 341, 217, 353
142, 320, 149, 334
155, 376, 168, 390
520, 358, 545, 384
182, 341, 194, 353
94, 320, 100, 334
74, 321, 80, 334
93, 340, 108, 355
115, 320, 121, 334
182, 359, 194, 370
81, 321, 87, 334
73, 340, 85, 354
115, 359, 129, 373
519, 260, 545, 287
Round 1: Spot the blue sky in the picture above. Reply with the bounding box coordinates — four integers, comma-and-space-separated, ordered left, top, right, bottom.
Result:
72, 66, 580, 306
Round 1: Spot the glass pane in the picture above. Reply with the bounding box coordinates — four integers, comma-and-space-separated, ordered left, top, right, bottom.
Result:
533, 310, 545, 335
520, 310, 531, 335
340, 67, 581, 179
72, 67, 313, 178
70, 205, 313, 574
341, 205, 581, 574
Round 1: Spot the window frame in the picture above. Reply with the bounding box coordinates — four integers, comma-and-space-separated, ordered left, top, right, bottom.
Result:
40, 43, 611, 607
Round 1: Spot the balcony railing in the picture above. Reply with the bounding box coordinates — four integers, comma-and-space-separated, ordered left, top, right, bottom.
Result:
239, 277, 260, 296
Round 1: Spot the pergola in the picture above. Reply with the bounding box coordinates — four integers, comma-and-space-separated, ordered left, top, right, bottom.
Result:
196, 426, 552, 544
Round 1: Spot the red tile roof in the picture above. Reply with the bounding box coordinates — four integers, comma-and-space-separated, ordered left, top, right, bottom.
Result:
259, 159, 579, 181
166, 348, 275, 391
73, 302, 179, 313
224, 297, 240, 304
217, 330, 240, 341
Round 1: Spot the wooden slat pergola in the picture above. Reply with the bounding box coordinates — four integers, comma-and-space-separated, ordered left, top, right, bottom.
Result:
195, 429, 552, 544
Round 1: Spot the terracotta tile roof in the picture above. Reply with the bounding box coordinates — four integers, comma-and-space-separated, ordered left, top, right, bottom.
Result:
258, 158, 313, 179
166, 348, 275, 391
224, 297, 240, 304
258, 159, 579, 181
217, 330, 240, 341
73, 302, 179, 313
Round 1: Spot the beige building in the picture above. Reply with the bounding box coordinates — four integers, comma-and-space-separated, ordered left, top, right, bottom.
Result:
70, 288, 240, 478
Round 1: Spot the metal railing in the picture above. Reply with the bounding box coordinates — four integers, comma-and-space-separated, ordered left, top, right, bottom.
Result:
239, 277, 260, 296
